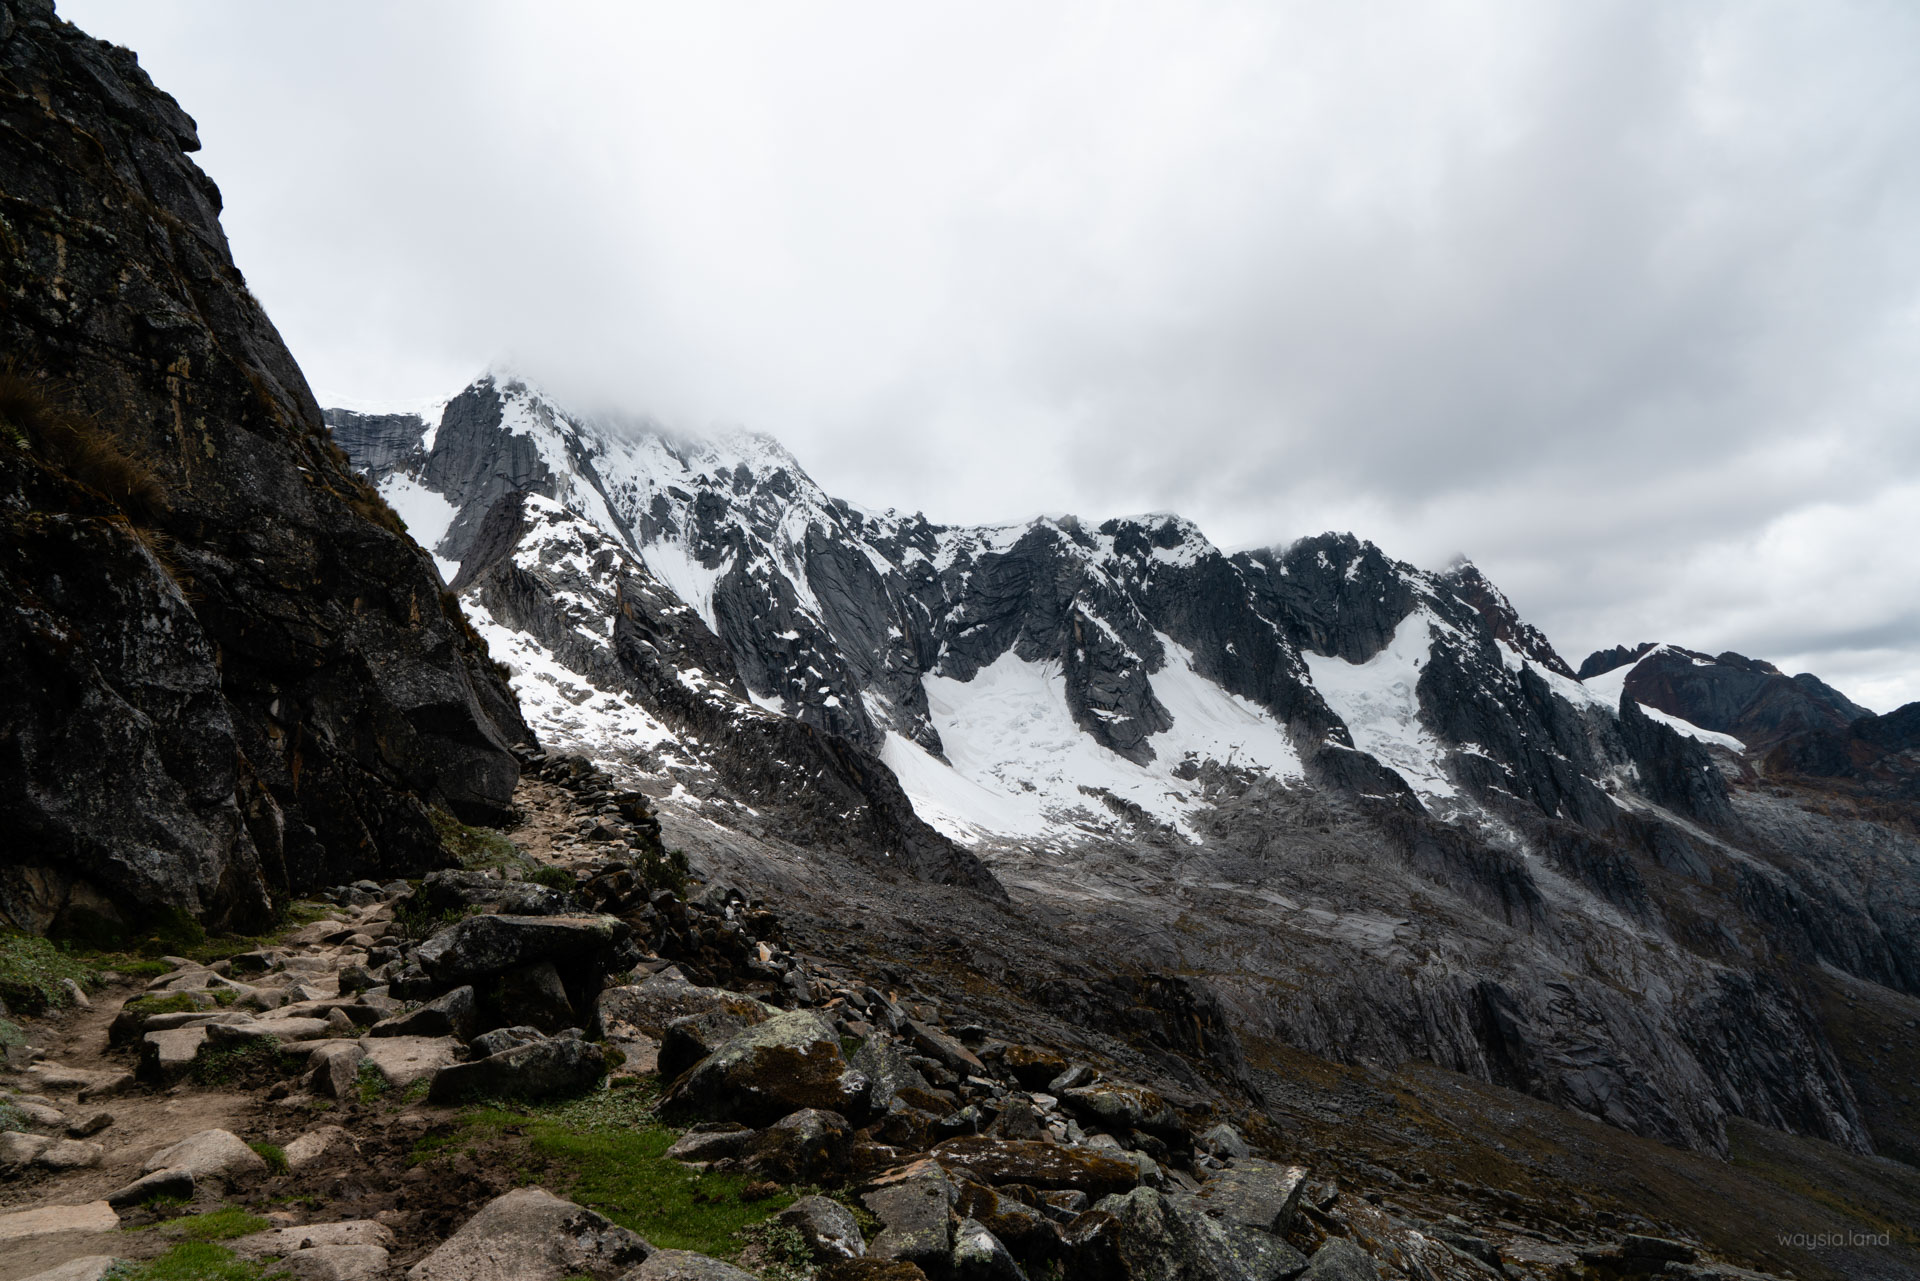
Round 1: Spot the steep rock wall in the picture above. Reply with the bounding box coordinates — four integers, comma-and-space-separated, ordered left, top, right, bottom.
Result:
0, 0, 529, 934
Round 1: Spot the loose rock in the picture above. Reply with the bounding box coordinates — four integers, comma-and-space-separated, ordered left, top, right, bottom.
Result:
1301, 1239, 1379, 1281
408, 1187, 653, 1281
1196, 1160, 1309, 1235
426, 1035, 608, 1104
778, 1195, 867, 1262
143, 1128, 268, 1183
624, 1250, 758, 1280
0, 1201, 120, 1242
371, 986, 478, 1041
865, 1159, 960, 1270
18, 1258, 122, 1281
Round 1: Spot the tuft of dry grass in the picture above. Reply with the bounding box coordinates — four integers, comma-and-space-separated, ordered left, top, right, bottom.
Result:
0, 365, 166, 520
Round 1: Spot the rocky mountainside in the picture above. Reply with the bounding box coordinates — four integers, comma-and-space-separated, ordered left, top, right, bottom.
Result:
1576, 643, 1871, 750
14, 762, 1907, 1281
0, 0, 528, 938
328, 375, 1920, 1170
1580, 644, 1920, 806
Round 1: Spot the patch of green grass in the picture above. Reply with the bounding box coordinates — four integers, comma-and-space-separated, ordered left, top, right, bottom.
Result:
527, 864, 577, 892
73, 900, 335, 975
430, 807, 526, 873
0, 1016, 25, 1050
0, 1099, 27, 1132
112, 1241, 287, 1280
249, 1142, 289, 1176
170, 1206, 271, 1242
437, 1082, 788, 1258
117, 959, 172, 979
122, 992, 207, 1019
355, 1060, 389, 1104
0, 930, 98, 1013
393, 898, 476, 942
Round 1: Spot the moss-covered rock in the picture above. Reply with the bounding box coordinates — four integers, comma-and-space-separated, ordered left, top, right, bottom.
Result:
665, 1010, 865, 1127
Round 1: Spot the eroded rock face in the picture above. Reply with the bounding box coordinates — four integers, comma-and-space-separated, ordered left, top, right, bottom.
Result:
0, 0, 528, 934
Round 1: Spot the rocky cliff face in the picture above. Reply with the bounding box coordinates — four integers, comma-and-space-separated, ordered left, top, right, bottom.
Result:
0, 0, 529, 937
326, 373, 1920, 1160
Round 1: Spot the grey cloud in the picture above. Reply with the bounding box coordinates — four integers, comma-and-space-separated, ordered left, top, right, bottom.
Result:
64, 0, 1920, 708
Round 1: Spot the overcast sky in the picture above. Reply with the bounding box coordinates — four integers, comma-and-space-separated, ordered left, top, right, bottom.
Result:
65, 1, 1920, 710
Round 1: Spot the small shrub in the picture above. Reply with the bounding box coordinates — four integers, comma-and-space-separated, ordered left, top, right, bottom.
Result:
0, 1100, 27, 1133
249, 1142, 289, 1176
0, 930, 97, 1014
528, 864, 576, 892
635, 847, 690, 898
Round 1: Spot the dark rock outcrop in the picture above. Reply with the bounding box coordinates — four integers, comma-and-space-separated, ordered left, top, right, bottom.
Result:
1580, 643, 1869, 748
0, 0, 528, 933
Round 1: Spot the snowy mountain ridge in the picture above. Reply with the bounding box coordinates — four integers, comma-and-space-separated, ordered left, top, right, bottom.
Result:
328, 373, 1713, 853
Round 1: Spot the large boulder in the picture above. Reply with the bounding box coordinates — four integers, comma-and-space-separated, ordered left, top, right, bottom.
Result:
1093, 1186, 1264, 1281
658, 998, 778, 1082
408, 1187, 652, 1280
232, 1221, 397, 1257
417, 914, 637, 987
930, 1137, 1140, 1198
664, 1011, 867, 1126
950, 1218, 1027, 1281
138, 1026, 210, 1081
1195, 1161, 1308, 1236
595, 971, 765, 1044
359, 1036, 462, 1089
370, 985, 477, 1040
1060, 1082, 1186, 1142
747, 1108, 851, 1183
142, 1129, 267, 1184
864, 1159, 960, 1271
1300, 1240, 1378, 1281
427, 1035, 609, 1104
622, 1251, 757, 1280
